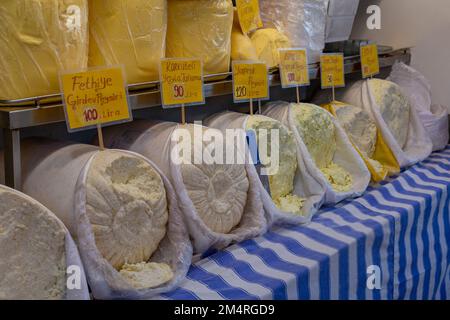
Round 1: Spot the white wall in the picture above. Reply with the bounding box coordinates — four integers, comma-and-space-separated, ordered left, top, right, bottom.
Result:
351, 0, 450, 112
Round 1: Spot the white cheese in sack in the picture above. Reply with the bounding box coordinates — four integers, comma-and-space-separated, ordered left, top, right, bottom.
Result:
119, 262, 174, 290
250, 28, 291, 69
292, 103, 353, 192
88, 0, 167, 84
166, 0, 233, 75
0, 0, 88, 100
0, 186, 66, 300
85, 150, 172, 288
368, 79, 411, 149
177, 125, 249, 234
246, 115, 305, 214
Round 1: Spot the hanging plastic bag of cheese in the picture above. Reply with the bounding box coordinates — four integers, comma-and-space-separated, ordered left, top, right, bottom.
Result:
88, 0, 167, 85
263, 102, 371, 205
321, 101, 400, 183
205, 111, 326, 226
259, 0, 328, 63
99, 120, 267, 255
0, 139, 192, 300
231, 8, 258, 61
250, 28, 291, 70
166, 0, 233, 78
0, 184, 89, 300
388, 62, 449, 152
341, 78, 433, 168
0, 0, 88, 100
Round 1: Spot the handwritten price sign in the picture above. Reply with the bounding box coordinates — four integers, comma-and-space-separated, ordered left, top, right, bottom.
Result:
160, 58, 204, 108
279, 48, 310, 88
236, 0, 263, 34
360, 44, 380, 78
320, 53, 345, 89
232, 61, 269, 102
60, 66, 131, 132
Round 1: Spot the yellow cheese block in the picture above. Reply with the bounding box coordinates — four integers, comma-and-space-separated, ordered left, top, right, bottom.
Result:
166, 0, 233, 75
0, 0, 88, 100
89, 0, 167, 85
231, 9, 258, 61
250, 28, 291, 69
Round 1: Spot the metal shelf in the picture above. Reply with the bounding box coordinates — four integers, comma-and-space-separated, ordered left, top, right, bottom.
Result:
0, 47, 411, 189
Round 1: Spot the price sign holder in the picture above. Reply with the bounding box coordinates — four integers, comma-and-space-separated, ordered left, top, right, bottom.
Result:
60, 66, 132, 149
160, 58, 204, 124
232, 61, 269, 115
279, 48, 310, 103
320, 53, 345, 102
236, 0, 263, 35
360, 43, 380, 79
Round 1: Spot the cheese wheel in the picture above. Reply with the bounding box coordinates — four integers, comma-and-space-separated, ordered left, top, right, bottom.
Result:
0, 185, 66, 299
0, 0, 88, 100
88, 0, 167, 84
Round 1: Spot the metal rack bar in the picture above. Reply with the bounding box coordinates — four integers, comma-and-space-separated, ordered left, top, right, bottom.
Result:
0, 47, 411, 189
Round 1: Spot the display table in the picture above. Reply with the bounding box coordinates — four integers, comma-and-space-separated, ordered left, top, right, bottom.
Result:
160, 147, 450, 300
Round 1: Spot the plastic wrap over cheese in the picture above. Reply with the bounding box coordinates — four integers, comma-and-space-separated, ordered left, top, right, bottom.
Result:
259, 0, 329, 63
89, 0, 167, 84
166, 0, 233, 75
0, 0, 88, 100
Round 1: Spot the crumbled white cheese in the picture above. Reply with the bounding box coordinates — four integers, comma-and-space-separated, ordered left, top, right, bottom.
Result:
119, 262, 174, 290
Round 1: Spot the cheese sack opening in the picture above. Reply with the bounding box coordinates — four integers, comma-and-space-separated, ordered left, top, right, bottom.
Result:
292, 103, 353, 192
0, 0, 88, 100
88, 0, 167, 84
246, 115, 305, 215
250, 28, 291, 69
85, 150, 173, 288
166, 0, 233, 75
176, 124, 249, 234
0, 186, 66, 300
368, 79, 411, 149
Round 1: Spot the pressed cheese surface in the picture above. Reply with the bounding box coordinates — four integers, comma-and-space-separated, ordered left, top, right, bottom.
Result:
86, 151, 169, 271
119, 262, 174, 289
250, 28, 291, 69
178, 125, 249, 234
0, 188, 66, 299
246, 115, 305, 214
292, 103, 353, 192
369, 79, 411, 149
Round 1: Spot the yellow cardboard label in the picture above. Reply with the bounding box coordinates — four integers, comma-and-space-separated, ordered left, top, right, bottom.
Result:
320, 54, 345, 89
279, 49, 310, 88
61, 67, 131, 131
160, 59, 204, 107
236, 0, 263, 34
360, 44, 380, 78
233, 62, 269, 101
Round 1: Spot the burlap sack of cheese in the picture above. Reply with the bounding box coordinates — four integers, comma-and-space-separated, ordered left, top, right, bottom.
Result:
205, 111, 326, 226
263, 102, 371, 205
0, 184, 89, 300
0, 138, 192, 300
322, 101, 400, 182
250, 28, 291, 69
341, 79, 433, 168
166, 0, 233, 76
388, 62, 449, 152
0, 0, 88, 100
88, 0, 167, 84
259, 0, 328, 63
231, 9, 258, 61
100, 120, 266, 254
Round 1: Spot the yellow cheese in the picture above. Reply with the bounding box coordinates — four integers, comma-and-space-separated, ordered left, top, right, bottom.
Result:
250, 28, 291, 69
0, 0, 88, 100
231, 9, 258, 61
88, 0, 167, 84
166, 0, 233, 75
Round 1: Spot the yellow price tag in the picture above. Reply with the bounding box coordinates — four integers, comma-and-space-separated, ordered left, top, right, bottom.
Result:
279, 48, 310, 88
61, 67, 131, 132
236, 0, 263, 34
232, 61, 269, 102
320, 54, 345, 89
360, 44, 380, 78
160, 58, 204, 108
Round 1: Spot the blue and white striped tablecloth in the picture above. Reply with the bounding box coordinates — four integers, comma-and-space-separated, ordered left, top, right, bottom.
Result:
161, 147, 450, 300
